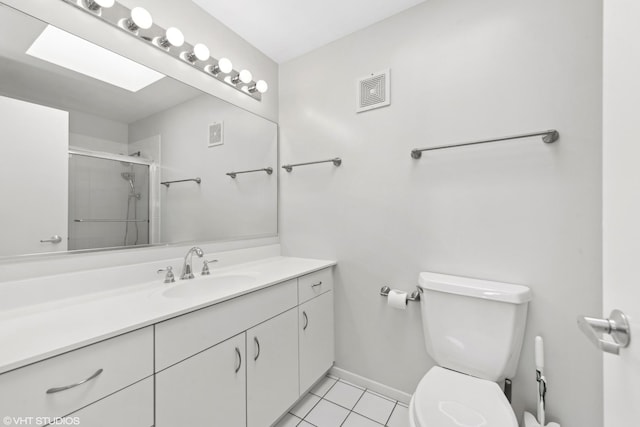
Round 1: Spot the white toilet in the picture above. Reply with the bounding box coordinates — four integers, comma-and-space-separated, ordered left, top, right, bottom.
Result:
409, 272, 532, 427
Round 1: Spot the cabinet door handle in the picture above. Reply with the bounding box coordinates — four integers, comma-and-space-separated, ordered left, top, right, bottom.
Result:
311, 281, 323, 288
40, 235, 62, 244
303, 311, 309, 330
235, 347, 242, 373
46, 368, 103, 394
254, 337, 261, 361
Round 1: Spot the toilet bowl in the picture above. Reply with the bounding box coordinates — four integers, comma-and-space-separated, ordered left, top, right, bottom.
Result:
410, 272, 531, 427
409, 367, 518, 427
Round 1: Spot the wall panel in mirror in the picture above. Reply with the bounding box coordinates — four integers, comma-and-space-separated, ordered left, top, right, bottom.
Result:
0, 4, 277, 259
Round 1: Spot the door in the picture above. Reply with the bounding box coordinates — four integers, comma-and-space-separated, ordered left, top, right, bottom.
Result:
602, 0, 640, 425
246, 308, 299, 427
156, 333, 246, 427
0, 95, 68, 256
299, 291, 335, 393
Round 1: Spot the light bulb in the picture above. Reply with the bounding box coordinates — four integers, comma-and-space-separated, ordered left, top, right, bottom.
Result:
193, 43, 210, 61
255, 80, 268, 93
239, 69, 252, 84
130, 7, 153, 30
84, 0, 114, 10
218, 57, 233, 74
165, 27, 184, 48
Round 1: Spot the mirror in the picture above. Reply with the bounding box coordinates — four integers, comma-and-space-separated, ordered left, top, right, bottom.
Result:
0, 5, 278, 258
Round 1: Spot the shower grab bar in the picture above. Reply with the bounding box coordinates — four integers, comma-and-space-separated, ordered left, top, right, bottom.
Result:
410, 130, 559, 159
161, 177, 201, 188
74, 219, 149, 223
226, 167, 273, 178
282, 158, 342, 172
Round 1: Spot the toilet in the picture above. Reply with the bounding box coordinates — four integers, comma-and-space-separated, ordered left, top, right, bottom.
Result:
409, 272, 532, 427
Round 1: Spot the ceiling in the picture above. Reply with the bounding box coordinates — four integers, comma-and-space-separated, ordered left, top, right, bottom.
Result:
192, 0, 427, 63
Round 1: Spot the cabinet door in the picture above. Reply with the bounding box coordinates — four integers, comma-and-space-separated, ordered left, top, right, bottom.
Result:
156, 333, 246, 427
246, 308, 299, 427
299, 291, 335, 393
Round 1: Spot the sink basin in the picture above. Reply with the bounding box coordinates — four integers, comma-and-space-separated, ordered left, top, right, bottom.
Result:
162, 274, 256, 298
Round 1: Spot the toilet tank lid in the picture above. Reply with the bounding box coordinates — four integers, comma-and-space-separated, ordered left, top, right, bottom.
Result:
418, 272, 532, 304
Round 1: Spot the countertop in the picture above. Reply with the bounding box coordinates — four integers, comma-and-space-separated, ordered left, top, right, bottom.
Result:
0, 256, 335, 375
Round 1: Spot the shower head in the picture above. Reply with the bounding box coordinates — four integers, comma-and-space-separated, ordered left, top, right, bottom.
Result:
121, 172, 135, 182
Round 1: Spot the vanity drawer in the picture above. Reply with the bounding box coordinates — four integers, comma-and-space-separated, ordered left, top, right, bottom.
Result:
0, 327, 153, 424
298, 268, 333, 304
155, 279, 298, 371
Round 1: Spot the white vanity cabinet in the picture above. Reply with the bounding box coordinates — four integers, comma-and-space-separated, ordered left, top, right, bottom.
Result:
156, 334, 246, 427
246, 308, 299, 427
299, 290, 335, 393
0, 327, 153, 426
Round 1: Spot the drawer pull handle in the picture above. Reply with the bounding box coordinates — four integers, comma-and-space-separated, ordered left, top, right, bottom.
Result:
46, 368, 104, 394
235, 347, 242, 373
254, 337, 261, 361
303, 311, 309, 330
311, 281, 323, 288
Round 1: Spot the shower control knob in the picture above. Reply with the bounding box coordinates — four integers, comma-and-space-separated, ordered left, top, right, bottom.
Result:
40, 235, 62, 244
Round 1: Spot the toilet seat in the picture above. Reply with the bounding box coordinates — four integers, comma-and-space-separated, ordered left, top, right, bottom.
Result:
410, 367, 518, 427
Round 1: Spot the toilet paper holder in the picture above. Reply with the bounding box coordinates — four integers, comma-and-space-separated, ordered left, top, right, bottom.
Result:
380, 286, 421, 302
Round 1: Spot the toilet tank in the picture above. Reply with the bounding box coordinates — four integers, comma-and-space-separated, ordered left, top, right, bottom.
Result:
418, 272, 532, 382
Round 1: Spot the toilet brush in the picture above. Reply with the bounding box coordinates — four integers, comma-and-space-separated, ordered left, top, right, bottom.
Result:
524, 336, 560, 427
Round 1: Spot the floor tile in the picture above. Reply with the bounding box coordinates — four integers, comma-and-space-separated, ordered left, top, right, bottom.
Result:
353, 391, 396, 424
290, 393, 321, 418
310, 376, 338, 397
337, 378, 365, 390
299, 422, 315, 427
323, 381, 365, 409
304, 399, 350, 427
342, 412, 384, 426
386, 403, 409, 427
274, 413, 302, 427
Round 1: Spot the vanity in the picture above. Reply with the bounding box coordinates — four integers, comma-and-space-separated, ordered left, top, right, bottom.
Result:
0, 252, 335, 427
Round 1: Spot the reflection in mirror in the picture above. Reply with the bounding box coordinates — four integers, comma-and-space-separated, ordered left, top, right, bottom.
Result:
0, 5, 277, 258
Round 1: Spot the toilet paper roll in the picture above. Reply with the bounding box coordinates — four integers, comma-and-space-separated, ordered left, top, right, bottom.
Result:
388, 289, 408, 310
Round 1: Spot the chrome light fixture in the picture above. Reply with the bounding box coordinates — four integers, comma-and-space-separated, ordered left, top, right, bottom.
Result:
121, 7, 153, 33
156, 27, 184, 49
61, 0, 267, 101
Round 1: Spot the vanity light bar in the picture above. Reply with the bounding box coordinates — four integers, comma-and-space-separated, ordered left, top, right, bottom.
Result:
62, 0, 267, 101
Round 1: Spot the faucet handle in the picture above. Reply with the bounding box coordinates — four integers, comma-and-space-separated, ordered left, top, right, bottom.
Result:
201, 259, 218, 276
157, 266, 175, 283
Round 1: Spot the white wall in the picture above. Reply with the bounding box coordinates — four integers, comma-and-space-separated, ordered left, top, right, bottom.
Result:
279, 0, 603, 425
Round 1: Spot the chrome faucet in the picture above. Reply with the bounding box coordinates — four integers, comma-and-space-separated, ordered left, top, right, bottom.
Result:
181, 247, 204, 280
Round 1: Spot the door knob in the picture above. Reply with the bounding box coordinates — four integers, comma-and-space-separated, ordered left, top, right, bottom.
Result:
577, 309, 630, 355
40, 235, 62, 244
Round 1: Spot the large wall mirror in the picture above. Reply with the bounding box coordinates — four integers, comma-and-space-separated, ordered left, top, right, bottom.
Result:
0, 4, 278, 258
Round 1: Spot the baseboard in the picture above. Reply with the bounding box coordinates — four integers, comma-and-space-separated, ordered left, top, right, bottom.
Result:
330, 366, 412, 405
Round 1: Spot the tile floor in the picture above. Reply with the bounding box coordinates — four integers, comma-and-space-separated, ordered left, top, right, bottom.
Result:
275, 375, 409, 427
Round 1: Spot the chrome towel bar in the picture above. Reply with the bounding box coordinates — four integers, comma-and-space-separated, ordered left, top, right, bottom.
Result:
282, 157, 342, 172
161, 177, 201, 187
380, 286, 421, 302
226, 167, 273, 178
411, 130, 559, 159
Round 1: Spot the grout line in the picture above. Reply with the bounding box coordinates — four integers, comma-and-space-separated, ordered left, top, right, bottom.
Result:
384, 402, 398, 426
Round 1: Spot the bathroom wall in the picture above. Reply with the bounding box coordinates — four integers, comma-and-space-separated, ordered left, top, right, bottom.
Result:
279, 0, 603, 425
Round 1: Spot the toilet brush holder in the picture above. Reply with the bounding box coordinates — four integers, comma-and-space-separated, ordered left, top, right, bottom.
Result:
524, 411, 560, 427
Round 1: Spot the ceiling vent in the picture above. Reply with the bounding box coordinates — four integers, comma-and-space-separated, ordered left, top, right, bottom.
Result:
356, 69, 390, 113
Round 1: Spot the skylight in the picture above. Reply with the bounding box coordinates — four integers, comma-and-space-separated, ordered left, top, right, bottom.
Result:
26, 25, 165, 92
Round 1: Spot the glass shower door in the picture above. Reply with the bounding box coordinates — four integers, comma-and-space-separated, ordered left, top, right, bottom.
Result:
68, 152, 150, 251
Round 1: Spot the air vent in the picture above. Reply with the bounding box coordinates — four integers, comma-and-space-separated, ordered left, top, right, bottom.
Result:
356, 69, 390, 113
208, 122, 223, 147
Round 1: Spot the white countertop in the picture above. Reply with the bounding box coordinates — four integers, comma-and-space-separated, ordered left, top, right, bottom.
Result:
0, 256, 335, 375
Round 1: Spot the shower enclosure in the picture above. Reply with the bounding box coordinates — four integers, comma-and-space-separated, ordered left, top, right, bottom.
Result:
68, 150, 152, 251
